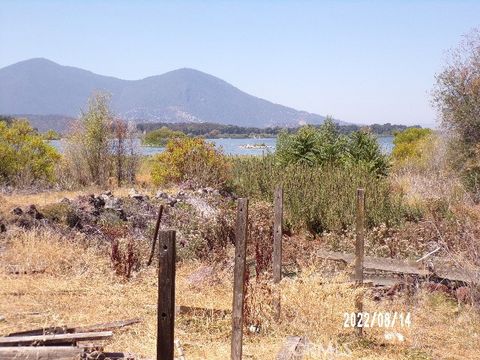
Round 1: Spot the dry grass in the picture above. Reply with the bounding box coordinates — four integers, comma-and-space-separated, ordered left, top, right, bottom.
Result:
1, 229, 479, 359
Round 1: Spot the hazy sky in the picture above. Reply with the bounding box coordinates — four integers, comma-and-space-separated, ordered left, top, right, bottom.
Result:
1, 0, 479, 127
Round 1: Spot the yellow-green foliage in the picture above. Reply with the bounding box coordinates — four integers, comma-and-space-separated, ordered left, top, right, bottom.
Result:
42, 129, 61, 140
151, 137, 231, 188
392, 128, 433, 164
142, 126, 186, 146
0, 119, 60, 185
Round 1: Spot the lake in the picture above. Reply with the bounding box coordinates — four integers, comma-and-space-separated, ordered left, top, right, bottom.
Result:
49, 136, 394, 156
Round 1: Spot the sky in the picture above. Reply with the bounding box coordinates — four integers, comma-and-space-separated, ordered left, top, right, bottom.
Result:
1, 0, 479, 127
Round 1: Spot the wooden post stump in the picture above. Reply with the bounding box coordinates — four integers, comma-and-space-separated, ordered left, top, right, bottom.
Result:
231, 198, 248, 360
157, 230, 176, 360
355, 188, 365, 336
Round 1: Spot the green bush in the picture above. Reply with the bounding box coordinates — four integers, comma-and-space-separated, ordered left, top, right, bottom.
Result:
232, 155, 405, 233
0, 119, 60, 186
275, 119, 389, 176
151, 137, 231, 189
392, 128, 433, 164
142, 126, 186, 146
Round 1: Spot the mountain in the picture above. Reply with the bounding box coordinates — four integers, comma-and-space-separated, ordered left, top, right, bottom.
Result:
0, 58, 331, 131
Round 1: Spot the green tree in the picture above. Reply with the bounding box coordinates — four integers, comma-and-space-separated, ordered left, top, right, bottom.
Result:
65, 93, 138, 186
0, 119, 60, 185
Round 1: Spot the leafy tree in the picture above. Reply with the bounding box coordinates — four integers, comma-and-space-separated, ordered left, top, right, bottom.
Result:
65, 92, 138, 186
0, 119, 60, 185
432, 28, 480, 190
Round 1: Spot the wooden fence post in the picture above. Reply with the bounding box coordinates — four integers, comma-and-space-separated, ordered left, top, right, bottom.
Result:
231, 198, 248, 360
273, 185, 283, 320
355, 188, 365, 336
157, 230, 176, 360
147, 205, 164, 266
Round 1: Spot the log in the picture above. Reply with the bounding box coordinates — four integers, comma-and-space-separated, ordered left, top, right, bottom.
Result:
276, 336, 306, 360
0, 346, 83, 360
0, 331, 113, 346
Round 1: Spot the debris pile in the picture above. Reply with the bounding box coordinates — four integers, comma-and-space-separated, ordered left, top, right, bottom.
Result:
0, 318, 141, 359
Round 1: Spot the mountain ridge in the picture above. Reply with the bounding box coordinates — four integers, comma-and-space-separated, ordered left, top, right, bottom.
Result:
0, 58, 333, 131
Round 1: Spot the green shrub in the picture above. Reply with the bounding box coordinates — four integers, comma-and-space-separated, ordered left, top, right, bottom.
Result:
151, 137, 231, 189
392, 128, 433, 164
0, 119, 60, 186
142, 126, 186, 146
275, 119, 389, 176
232, 155, 405, 233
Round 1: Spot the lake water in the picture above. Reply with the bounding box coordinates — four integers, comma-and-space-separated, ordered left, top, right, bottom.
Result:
50, 136, 394, 156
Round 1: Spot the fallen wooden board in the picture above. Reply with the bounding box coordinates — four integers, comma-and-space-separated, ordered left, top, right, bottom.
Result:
7, 318, 141, 337
276, 336, 307, 360
317, 250, 476, 283
176, 305, 230, 318
0, 331, 112, 346
75, 318, 141, 333
0, 346, 83, 360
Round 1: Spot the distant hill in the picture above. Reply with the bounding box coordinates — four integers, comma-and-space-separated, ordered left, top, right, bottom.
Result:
0, 58, 334, 131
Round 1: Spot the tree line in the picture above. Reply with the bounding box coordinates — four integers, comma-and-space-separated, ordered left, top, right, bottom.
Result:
137, 121, 421, 138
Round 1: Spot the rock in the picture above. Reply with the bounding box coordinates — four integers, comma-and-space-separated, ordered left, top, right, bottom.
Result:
90, 195, 105, 209
168, 198, 178, 207
156, 191, 169, 199
11, 207, 23, 216
104, 196, 122, 210
26, 205, 44, 220
176, 191, 186, 199
0, 222, 6, 232
129, 188, 148, 201
59, 198, 70, 205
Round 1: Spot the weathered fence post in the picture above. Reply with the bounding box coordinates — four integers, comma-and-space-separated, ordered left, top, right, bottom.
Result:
355, 188, 365, 336
147, 205, 164, 266
157, 230, 176, 360
231, 198, 248, 360
273, 185, 283, 320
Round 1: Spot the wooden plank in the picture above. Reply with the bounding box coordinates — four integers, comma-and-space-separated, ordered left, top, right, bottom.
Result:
355, 188, 365, 336
231, 198, 248, 360
147, 205, 164, 266
316, 250, 475, 283
0, 331, 112, 346
0, 346, 83, 360
276, 336, 306, 360
157, 230, 176, 360
75, 318, 141, 333
6, 318, 141, 337
176, 305, 230, 318
273, 185, 283, 321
